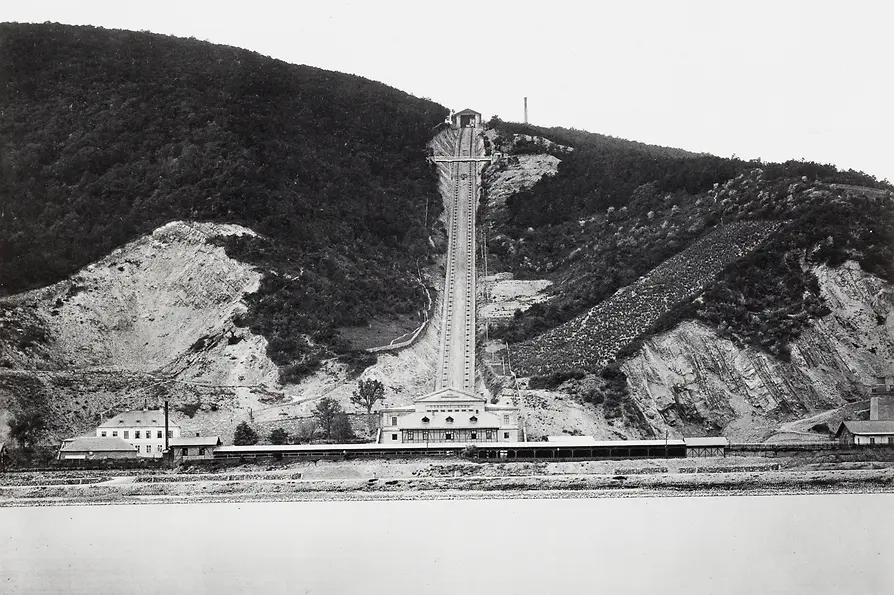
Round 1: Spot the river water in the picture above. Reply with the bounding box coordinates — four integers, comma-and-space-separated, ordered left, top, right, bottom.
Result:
1, 494, 891, 594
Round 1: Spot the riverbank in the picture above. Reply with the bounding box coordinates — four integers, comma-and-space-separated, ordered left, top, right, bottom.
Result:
2, 455, 893, 506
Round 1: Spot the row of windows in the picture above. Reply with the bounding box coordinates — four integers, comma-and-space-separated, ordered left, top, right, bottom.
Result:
391, 431, 510, 441
143, 445, 163, 453
388, 415, 514, 426
101, 430, 172, 439
180, 448, 207, 456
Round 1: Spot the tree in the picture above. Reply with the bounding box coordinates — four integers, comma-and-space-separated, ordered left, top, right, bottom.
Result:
351, 378, 385, 432
233, 421, 259, 446
351, 378, 385, 414
294, 419, 316, 444
312, 397, 342, 440
331, 413, 355, 442
7, 409, 47, 449
269, 427, 289, 445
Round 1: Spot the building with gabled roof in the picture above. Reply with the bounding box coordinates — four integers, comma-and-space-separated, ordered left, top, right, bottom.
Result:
835, 420, 894, 446
378, 387, 519, 444
58, 437, 138, 460
452, 108, 481, 128
96, 408, 181, 458
170, 436, 221, 461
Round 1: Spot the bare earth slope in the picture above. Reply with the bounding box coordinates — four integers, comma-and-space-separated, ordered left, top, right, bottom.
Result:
0, 221, 283, 442
0, 221, 275, 384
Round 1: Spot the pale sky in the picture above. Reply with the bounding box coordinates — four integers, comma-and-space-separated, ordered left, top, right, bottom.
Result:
4, 0, 893, 182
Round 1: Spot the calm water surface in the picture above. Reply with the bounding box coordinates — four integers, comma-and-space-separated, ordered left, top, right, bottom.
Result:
1, 494, 891, 594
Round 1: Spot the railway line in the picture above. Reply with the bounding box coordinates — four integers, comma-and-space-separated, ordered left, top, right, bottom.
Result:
435, 127, 479, 393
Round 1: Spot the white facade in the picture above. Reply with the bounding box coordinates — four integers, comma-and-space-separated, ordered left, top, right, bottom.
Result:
379, 388, 519, 444
96, 409, 182, 458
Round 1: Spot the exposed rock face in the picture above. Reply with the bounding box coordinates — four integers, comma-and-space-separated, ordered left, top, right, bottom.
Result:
0, 221, 286, 442
481, 153, 560, 229
622, 261, 894, 441
0, 221, 277, 387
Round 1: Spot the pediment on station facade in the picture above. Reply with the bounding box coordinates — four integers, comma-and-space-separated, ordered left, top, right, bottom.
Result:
413, 388, 486, 404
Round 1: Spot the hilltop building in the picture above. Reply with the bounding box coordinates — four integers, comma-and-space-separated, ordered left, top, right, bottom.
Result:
452, 108, 481, 128
378, 388, 519, 444
96, 408, 181, 458
58, 437, 138, 460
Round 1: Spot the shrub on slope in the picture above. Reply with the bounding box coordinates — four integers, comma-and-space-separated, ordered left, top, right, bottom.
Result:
0, 23, 448, 379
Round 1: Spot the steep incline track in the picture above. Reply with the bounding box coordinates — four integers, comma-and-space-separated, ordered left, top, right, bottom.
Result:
435, 128, 480, 393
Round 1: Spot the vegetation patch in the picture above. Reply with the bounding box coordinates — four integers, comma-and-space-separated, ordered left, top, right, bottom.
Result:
0, 23, 447, 381
485, 119, 892, 369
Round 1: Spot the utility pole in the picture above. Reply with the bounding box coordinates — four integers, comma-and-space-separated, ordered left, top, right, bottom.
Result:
164, 400, 170, 452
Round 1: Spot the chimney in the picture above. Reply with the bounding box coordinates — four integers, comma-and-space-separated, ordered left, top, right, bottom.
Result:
524, 97, 528, 124
164, 400, 170, 450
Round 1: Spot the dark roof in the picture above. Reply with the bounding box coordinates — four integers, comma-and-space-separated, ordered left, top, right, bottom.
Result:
454, 109, 481, 116
60, 437, 137, 452
98, 409, 180, 428
836, 421, 894, 437
170, 436, 221, 447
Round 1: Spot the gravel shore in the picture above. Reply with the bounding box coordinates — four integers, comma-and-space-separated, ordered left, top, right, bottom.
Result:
2, 456, 892, 506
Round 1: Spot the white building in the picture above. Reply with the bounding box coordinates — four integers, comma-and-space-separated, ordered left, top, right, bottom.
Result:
378, 388, 520, 444
96, 408, 181, 458
835, 421, 894, 446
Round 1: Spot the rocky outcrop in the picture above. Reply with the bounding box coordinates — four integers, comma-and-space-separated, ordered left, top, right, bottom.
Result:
0, 221, 277, 386
622, 261, 894, 441
481, 153, 560, 230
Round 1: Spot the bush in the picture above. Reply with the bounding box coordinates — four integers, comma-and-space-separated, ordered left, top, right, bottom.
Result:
269, 427, 289, 445
233, 421, 259, 446
331, 413, 355, 442
176, 401, 202, 418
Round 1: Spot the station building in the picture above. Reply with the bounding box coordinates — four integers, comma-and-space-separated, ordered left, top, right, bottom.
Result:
96, 408, 181, 458
452, 108, 481, 128
378, 388, 519, 444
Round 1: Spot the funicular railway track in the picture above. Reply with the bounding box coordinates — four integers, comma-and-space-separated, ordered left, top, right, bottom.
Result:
435, 127, 478, 393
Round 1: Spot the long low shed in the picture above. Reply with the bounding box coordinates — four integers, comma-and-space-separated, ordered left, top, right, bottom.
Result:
212, 438, 722, 461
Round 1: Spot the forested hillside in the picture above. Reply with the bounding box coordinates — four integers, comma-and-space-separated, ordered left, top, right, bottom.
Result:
485, 120, 894, 366
0, 23, 448, 380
